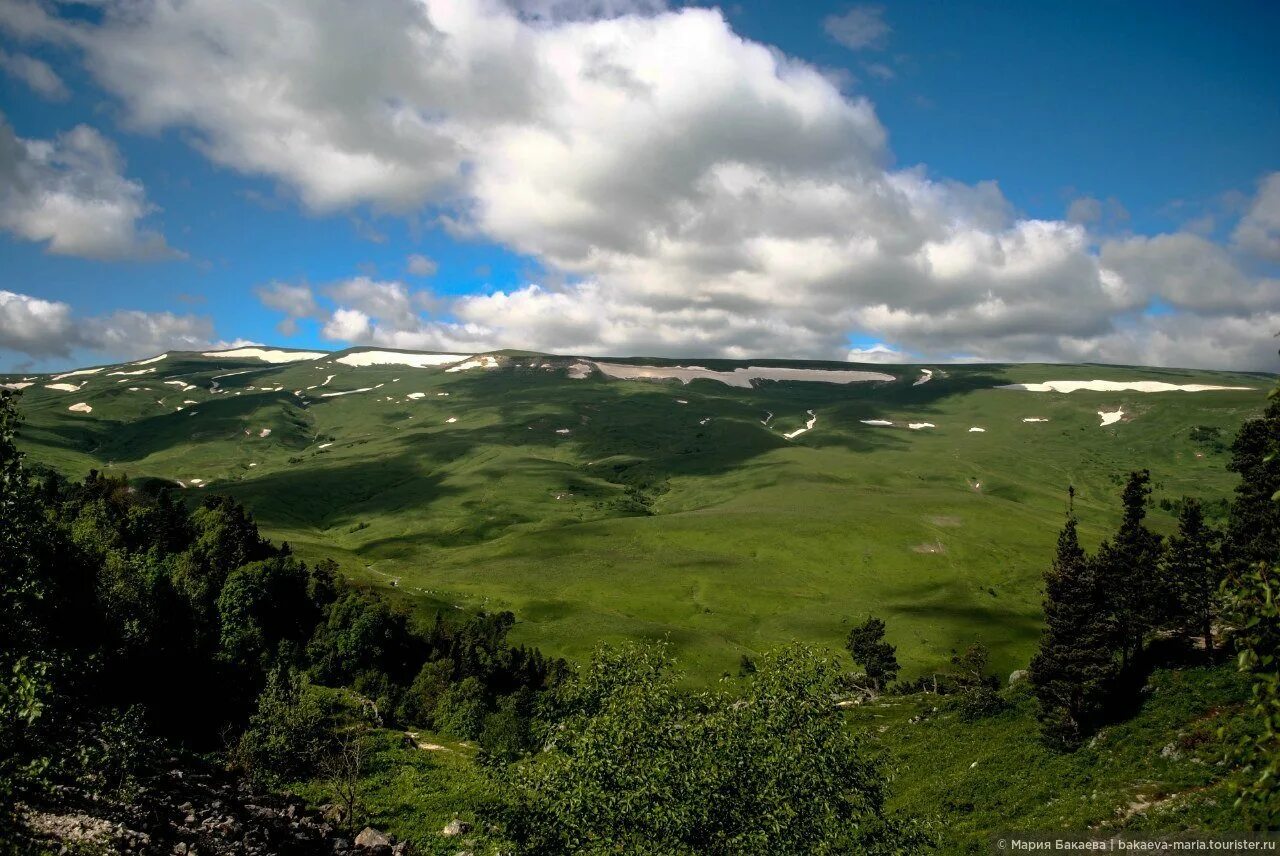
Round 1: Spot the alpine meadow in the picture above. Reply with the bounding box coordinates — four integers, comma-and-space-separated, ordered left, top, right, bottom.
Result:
1, 0, 1278, 853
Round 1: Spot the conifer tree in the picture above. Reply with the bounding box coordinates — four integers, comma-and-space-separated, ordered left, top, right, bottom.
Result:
1225, 394, 1280, 568
1096, 470, 1165, 668
845, 616, 900, 691
1029, 488, 1118, 749
1164, 497, 1222, 660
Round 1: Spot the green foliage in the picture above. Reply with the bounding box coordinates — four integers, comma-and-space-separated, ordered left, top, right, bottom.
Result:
1164, 497, 1223, 658
0, 391, 51, 841
1096, 470, 1166, 665
1030, 494, 1118, 749
846, 616, 901, 691
502, 641, 922, 855
434, 676, 489, 741
1220, 387, 1280, 827
236, 667, 335, 786
1226, 394, 1280, 567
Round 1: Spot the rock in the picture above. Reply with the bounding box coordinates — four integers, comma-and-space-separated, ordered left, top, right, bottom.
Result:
356, 826, 391, 848
391, 843, 414, 856
441, 818, 472, 837
1160, 741, 1182, 760
1008, 669, 1029, 686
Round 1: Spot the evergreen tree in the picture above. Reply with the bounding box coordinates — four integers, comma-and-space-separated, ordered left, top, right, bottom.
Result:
1164, 497, 1222, 660
1096, 470, 1165, 668
845, 616, 900, 691
1029, 489, 1118, 749
1221, 387, 1280, 826
1225, 394, 1280, 568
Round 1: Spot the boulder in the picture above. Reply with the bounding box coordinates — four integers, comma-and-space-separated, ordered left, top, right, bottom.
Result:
1008, 669, 1029, 686
356, 826, 391, 848
441, 818, 472, 837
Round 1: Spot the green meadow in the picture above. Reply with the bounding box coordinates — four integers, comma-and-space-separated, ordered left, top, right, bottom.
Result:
6, 348, 1270, 684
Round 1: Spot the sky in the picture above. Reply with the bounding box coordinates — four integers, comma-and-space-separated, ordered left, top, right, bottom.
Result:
0, 0, 1278, 372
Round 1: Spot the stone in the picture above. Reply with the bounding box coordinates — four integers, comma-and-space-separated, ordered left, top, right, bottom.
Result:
441, 818, 472, 837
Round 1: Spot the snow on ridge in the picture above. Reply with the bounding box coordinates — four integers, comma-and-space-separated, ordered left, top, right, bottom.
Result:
1000, 380, 1253, 394
336, 351, 471, 368
593, 362, 894, 389
445, 355, 500, 372
52, 367, 103, 381
131, 353, 169, 366
202, 347, 328, 364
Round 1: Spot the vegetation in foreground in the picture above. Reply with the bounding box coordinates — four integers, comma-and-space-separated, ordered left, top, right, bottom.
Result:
0, 379, 1276, 852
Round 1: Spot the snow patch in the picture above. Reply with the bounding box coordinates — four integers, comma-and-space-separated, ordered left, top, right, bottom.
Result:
1098, 408, 1124, 427
52, 367, 102, 381
67, 402, 93, 413
406, 392, 427, 400
861, 419, 894, 426
203, 347, 327, 363
319, 387, 375, 397
107, 368, 156, 376
913, 369, 934, 386
1000, 380, 1253, 394
783, 410, 818, 440
593, 362, 894, 389
968, 427, 986, 433
258, 428, 271, 438
130, 353, 168, 365
318, 442, 333, 449
445, 355, 500, 372
567, 362, 593, 379
445, 417, 458, 423
555, 428, 571, 434
1, 382, 33, 390
908, 422, 935, 430
335, 351, 470, 368
44, 383, 85, 392
1023, 418, 1050, 423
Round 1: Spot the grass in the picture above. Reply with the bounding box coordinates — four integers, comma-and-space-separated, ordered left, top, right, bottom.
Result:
6, 349, 1271, 683
850, 666, 1253, 853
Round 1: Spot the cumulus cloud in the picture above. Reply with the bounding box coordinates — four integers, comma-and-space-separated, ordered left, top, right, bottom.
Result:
824, 5, 890, 51
1233, 172, 1280, 262
255, 281, 322, 335
406, 253, 437, 276
0, 115, 179, 260
0, 289, 220, 360
0, 48, 69, 100
16, 0, 1280, 369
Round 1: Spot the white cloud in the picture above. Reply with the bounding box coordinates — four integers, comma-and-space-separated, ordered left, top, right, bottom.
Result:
0, 49, 69, 100
0, 290, 74, 356
0, 289, 221, 360
1233, 172, 1280, 262
16, 0, 1280, 370
847, 342, 908, 363
824, 5, 890, 51
0, 115, 179, 260
406, 253, 438, 276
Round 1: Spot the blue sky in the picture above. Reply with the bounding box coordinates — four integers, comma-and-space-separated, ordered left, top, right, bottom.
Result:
0, 0, 1277, 371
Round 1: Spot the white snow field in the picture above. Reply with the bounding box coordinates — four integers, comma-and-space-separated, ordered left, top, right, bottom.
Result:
783, 410, 818, 440
202, 347, 328, 363
592, 362, 894, 389
1000, 380, 1253, 393
335, 351, 470, 368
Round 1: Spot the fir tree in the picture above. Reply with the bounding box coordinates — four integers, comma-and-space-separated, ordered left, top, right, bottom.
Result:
1096, 470, 1165, 668
845, 616, 900, 691
1164, 497, 1222, 660
1225, 394, 1280, 568
1029, 488, 1118, 749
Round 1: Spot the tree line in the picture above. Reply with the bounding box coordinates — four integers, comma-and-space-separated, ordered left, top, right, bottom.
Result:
1029, 394, 1280, 825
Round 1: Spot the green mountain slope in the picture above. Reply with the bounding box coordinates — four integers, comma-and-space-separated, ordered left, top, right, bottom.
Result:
5, 347, 1271, 682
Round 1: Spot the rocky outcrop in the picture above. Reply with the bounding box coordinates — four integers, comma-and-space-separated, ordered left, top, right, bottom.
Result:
20, 759, 415, 855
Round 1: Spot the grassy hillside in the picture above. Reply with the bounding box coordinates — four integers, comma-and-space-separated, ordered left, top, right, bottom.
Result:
5, 347, 1270, 683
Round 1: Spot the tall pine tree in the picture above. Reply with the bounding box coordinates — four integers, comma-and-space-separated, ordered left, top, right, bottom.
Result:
1029, 488, 1118, 750
1225, 394, 1280, 568
1096, 470, 1165, 669
1164, 497, 1222, 661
